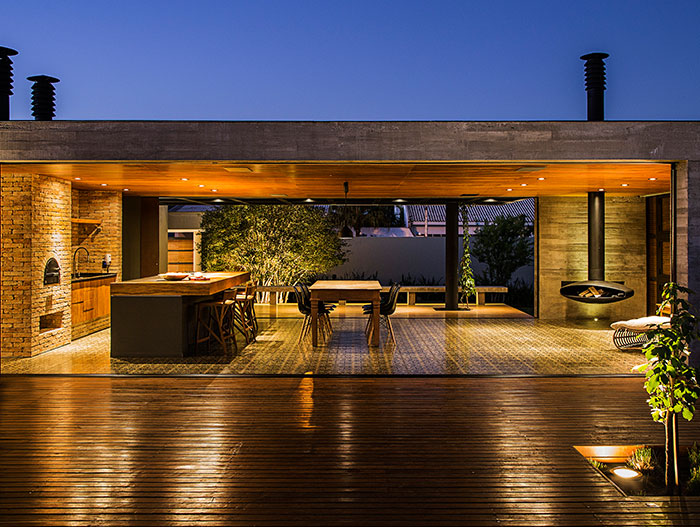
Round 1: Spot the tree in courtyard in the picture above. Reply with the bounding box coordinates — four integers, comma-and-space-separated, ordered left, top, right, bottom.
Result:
199, 205, 345, 288
459, 204, 476, 308
637, 282, 700, 494
472, 214, 533, 285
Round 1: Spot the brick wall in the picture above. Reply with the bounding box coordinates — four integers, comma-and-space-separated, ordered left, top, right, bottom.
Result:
538, 196, 647, 321
1, 172, 72, 357
71, 189, 122, 279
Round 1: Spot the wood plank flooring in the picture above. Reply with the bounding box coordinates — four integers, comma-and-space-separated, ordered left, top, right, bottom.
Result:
1, 376, 699, 526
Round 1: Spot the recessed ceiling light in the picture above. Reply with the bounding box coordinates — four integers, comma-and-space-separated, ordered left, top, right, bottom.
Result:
506, 188, 513, 192
393, 198, 405, 203
211, 189, 218, 192
213, 198, 223, 202
598, 188, 605, 192
484, 198, 496, 203
538, 177, 545, 181
74, 177, 81, 180
649, 177, 657, 181
123, 188, 129, 191
100, 183, 107, 186
520, 183, 527, 187
621, 183, 629, 187
198, 184, 205, 188
304, 198, 314, 203
181, 178, 189, 181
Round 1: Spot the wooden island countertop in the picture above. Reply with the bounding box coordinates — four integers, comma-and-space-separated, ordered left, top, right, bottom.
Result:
110, 272, 250, 296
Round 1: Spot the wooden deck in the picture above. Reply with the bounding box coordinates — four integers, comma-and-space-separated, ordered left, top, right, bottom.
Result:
1, 376, 699, 526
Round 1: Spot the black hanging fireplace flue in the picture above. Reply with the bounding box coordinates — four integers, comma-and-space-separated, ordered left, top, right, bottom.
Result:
559, 192, 634, 303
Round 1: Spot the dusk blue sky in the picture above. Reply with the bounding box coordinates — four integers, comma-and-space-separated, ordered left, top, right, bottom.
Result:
5, 1, 700, 120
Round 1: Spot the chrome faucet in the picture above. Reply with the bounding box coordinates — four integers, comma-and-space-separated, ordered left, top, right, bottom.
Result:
72, 247, 90, 278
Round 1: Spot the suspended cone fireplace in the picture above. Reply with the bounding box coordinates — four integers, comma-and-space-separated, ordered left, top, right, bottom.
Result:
559, 191, 634, 304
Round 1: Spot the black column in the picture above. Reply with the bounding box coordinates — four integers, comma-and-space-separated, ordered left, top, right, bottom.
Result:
588, 191, 605, 281
445, 202, 459, 310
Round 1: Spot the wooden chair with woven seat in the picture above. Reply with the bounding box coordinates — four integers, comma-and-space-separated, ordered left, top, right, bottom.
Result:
229, 281, 258, 344
195, 297, 238, 354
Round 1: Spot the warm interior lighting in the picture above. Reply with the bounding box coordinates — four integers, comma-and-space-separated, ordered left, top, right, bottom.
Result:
506, 188, 513, 192
598, 188, 605, 191
223, 166, 253, 173
520, 183, 527, 186
181, 178, 189, 181
122, 188, 129, 191
621, 183, 629, 187
538, 177, 545, 180
649, 177, 657, 181
74, 177, 81, 180
304, 198, 314, 202
393, 198, 405, 202
270, 194, 288, 198
198, 184, 205, 188
100, 183, 107, 186
612, 467, 641, 479
211, 189, 218, 192
213, 198, 223, 202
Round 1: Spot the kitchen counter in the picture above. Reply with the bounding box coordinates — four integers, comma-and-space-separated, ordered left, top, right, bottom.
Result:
110, 272, 250, 358
110, 272, 249, 296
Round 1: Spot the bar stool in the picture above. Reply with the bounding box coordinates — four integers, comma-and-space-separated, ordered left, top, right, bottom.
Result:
230, 281, 258, 344
195, 297, 237, 354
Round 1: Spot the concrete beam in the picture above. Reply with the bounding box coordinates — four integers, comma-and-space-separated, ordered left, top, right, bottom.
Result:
1, 121, 700, 162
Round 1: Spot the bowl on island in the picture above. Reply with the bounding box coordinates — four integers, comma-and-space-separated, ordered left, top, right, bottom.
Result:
161, 272, 190, 281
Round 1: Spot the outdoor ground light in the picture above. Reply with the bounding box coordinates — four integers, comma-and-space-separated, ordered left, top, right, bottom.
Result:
612, 467, 641, 479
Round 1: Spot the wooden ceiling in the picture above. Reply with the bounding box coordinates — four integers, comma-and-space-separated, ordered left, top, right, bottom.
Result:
2, 161, 671, 199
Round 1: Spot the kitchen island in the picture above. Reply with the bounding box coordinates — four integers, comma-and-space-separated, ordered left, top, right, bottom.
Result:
110, 272, 250, 357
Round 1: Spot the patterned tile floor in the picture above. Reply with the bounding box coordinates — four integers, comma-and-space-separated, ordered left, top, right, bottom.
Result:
1, 304, 645, 376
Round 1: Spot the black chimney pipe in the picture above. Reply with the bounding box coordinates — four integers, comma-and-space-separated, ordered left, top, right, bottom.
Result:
0, 46, 19, 121
588, 191, 605, 281
27, 75, 60, 121
580, 52, 609, 121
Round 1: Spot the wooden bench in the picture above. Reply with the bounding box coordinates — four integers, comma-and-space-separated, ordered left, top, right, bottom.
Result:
257, 285, 508, 306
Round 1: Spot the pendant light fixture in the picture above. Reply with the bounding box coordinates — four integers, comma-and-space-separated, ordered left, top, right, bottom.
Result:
340, 181, 354, 238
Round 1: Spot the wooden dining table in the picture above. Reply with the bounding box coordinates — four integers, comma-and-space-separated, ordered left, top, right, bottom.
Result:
309, 280, 382, 346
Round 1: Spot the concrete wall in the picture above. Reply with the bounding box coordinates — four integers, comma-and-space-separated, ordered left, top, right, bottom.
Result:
538, 196, 647, 321
1, 172, 72, 356
324, 237, 534, 286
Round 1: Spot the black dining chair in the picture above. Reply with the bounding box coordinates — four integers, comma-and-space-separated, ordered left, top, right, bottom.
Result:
363, 283, 401, 343
293, 284, 333, 342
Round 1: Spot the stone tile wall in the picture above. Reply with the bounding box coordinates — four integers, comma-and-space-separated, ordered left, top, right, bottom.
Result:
538, 196, 647, 321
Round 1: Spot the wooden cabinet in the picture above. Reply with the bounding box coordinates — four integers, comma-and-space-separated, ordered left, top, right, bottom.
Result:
71, 275, 117, 339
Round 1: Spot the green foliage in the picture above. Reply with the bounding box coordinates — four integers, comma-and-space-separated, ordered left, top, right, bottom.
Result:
472, 214, 533, 285
459, 204, 476, 307
399, 274, 442, 286
689, 443, 700, 494
199, 205, 345, 286
627, 446, 658, 473
689, 442, 700, 469
326, 205, 402, 236
588, 458, 606, 471
636, 283, 700, 424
